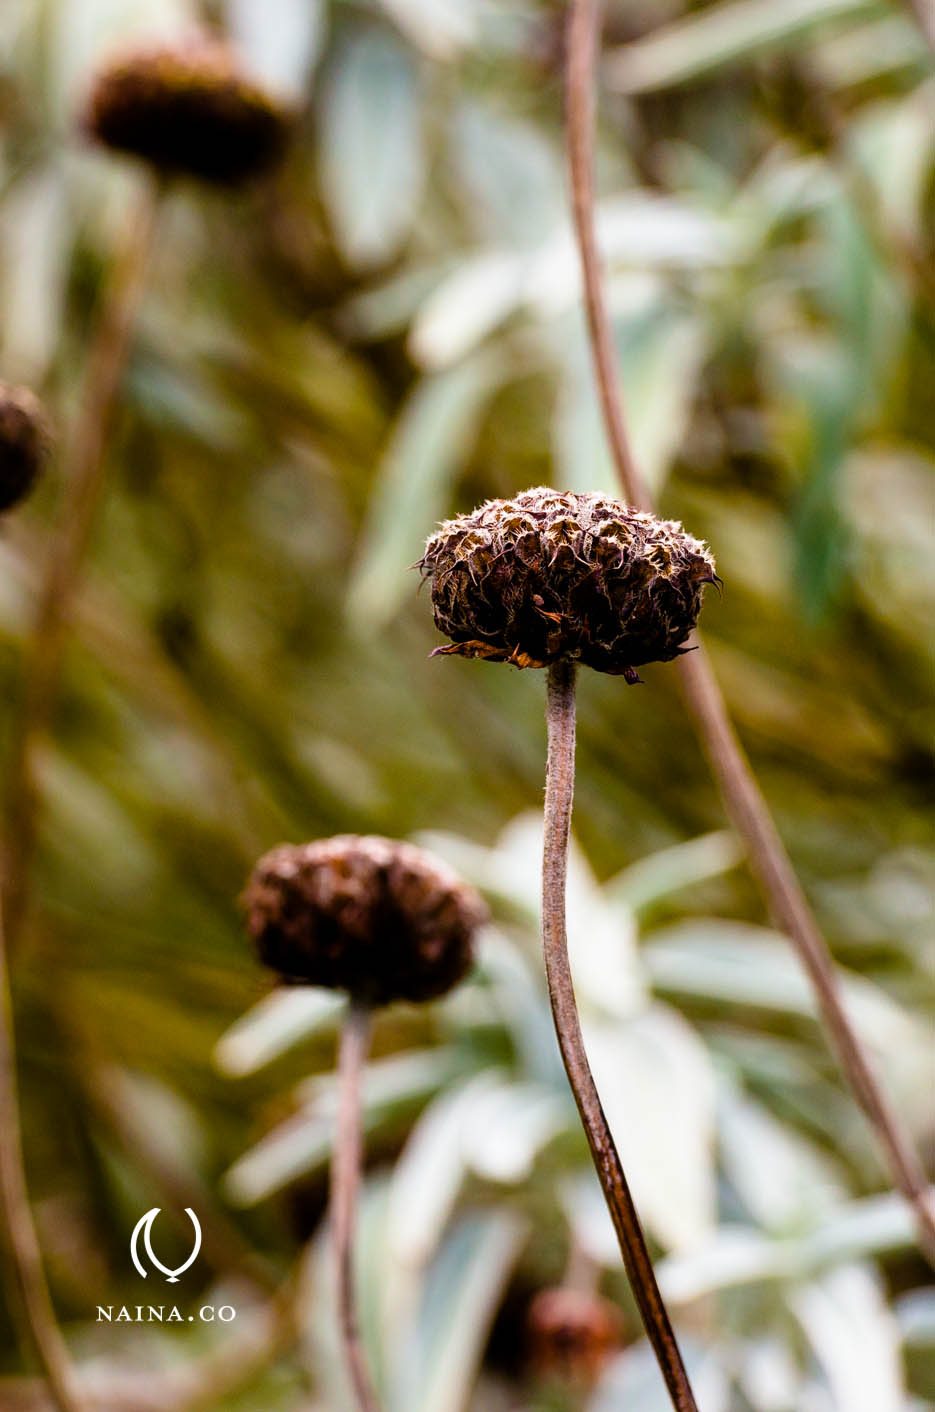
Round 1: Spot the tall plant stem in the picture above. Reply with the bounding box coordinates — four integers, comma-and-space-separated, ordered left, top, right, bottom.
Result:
564, 0, 935, 1264
543, 661, 697, 1412
331, 998, 382, 1412
2, 181, 161, 954
0, 908, 83, 1412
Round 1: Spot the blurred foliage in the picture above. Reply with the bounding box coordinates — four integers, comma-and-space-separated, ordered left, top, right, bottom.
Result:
0, 0, 933, 1409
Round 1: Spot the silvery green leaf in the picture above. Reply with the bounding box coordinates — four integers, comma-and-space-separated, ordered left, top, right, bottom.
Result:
791, 1265, 905, 1412
449, 102, 565, 246
607, 831, 744, 913
226, 0, 326, 98
377, 0, 477, 60
605, 0, 883, 95
399, 1211, 526, 1412
583, 1005, 717, 1252
718, 1083, 846, 1232
460, 1079, 567, 1183
0, 167, 70, 380
385, 1072, 505, 1271
658, 1226, 796, 1301
225, 1049, 457, 1205
213, 987, 343, 1077
319, 30, 424, 267
347, 349, 500, 630
408, 250, 525, 369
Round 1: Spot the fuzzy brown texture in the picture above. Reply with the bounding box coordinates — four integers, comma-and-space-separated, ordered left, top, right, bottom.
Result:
528, 1287, 624, 1384
84, 39, 290, 185
420, 487, 717, 681
0, 383, 51, 512
244, 835, 486, 1005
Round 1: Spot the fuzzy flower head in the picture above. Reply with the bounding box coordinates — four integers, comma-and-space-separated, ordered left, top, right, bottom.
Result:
84, 37, 290, 185
244, 835, 486, 1006
527, 1287, 625, 1385
420, 487, 718, 681
0, 383, 52, 512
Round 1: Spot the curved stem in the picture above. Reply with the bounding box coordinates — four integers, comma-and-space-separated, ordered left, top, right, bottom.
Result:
543, 661, 697, 1412
331, 998, 382, 1412
2, 181, 161, 955
564, 0, 935, 1264
0, 910, 83, 1411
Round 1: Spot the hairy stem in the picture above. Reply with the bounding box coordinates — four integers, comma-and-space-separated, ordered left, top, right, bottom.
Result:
564, 0, 935, 1264
331, 998, 382, 1412
3, 181, 161, 953
0, 910, 83, 1412
543, 661, 697, 1412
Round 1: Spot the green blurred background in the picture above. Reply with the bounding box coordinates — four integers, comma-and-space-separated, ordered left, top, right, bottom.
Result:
0, 0, 933, 1408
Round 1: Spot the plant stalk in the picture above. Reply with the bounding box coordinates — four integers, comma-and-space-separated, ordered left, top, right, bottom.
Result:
543, 660, 698, 1412
2, 180, 161, 955
564, 0, 935, 1264
331, 998, 382, 1412
0, 908, 83, 1412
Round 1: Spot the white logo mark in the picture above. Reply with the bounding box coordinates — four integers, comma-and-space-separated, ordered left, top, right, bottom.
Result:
130, 1208, 202, 1283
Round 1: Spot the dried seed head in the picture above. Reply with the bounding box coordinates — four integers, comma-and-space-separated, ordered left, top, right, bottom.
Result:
420, 487, 717, 680
84, 38, 290, 185
0, 383, 52, 512
244, 835, 486, 1006
528, 1287, 625, 1384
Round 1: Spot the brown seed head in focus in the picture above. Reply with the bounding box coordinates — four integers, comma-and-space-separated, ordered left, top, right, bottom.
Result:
84, 38, 290, 185
244, 835, 486, 1006
420, 487, 718, 680
528, 1286, 625, 1385
0, 383, 52, 512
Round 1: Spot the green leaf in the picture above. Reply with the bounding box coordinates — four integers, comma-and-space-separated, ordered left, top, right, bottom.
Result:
346, 350, 501, 630
605, 0, 886, 95
319, 30, 425, 267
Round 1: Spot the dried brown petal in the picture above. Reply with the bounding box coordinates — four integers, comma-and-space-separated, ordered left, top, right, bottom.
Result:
0, 383, 52, 512
244, 835, 486, 1006
420, 487, 718, 679
528, 1286, 625, 1384
84, 39, 290, 185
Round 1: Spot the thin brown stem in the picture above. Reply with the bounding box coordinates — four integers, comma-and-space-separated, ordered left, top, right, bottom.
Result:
0, 909, 83, 1412
543, 661, 697, 1412
331, 998, 382, 1412
564, 0, 935, 1264
2, 180, 161, 954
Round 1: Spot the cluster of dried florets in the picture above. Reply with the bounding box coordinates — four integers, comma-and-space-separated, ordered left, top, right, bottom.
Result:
527, 1286, 625, 1384
420, 487, 717, 681
0, 383, 52, 512
84, 39, 290, 185
244, 834, 486, 1006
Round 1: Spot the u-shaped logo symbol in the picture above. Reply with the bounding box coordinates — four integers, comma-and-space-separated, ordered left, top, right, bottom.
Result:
130, 1207, 202, 1283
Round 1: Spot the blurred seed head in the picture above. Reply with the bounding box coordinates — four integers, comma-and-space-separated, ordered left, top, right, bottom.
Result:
420, 487, 717, 680
0, 382, 52, 512
527, 1286, 624, 1385
244, 834, 486, 1006
83, 37, 291, 186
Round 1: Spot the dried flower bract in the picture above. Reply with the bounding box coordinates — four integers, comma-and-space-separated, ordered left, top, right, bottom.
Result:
421, 487, 717, 680
245, 835, 485, 1005
0, 383, 52, 512
84, 39, 290, 185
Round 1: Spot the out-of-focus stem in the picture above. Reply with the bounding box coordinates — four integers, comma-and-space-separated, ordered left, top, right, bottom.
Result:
2, 180, 161, 954
542, 661, 697, 1412
564, 0, 935, 1265
0, 909, 83, 1412
331, 998, 382, 1412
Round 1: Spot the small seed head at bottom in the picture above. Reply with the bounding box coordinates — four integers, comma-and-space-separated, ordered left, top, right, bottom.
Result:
420, 487, 718, 678
244, 834, 486, 1006
527, 1286, 625, 1384
0, 383, 52, 512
